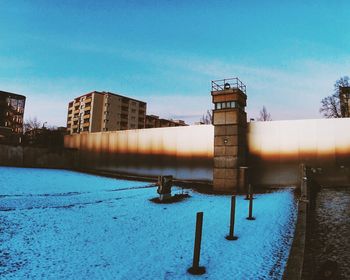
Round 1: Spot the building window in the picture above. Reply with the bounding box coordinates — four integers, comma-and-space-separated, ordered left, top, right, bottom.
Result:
215, 101, 238, 110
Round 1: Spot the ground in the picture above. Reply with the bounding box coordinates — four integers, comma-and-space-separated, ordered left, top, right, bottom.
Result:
302, 187, 350, 279
0, 167, 297, 279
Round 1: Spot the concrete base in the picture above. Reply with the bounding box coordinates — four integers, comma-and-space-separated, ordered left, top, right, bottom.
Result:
225, 235, 238, 241
188, 266, 206, 275
159, 193, 171, 201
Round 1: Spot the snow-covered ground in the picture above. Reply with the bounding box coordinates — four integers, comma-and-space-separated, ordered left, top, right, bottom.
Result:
0, 167, 297, 280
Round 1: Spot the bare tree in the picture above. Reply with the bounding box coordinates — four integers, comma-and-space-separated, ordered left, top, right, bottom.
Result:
200, 110, 212, 124
24, 117, 42, 132
320, 76, 349, 118
257, 106, 272, 121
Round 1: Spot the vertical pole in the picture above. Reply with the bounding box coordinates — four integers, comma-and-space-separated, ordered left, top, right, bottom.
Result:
245, 183, 251, 200
226, 195, 238, 240
247, 192, 255, 220
188, 212, 206, 275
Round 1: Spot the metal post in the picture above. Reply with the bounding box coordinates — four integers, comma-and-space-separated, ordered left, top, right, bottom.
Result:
226, 195, 238, 240
245, 183, 252, 200
247, 192, 255, 220
188, 212, 206, 275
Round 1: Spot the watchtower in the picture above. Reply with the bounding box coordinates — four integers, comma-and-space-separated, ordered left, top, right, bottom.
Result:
211, 78, 247, 192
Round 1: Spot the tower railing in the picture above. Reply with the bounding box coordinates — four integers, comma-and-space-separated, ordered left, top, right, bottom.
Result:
211, 78, 246, 93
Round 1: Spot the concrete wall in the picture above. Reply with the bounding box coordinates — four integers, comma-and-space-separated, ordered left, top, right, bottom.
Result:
248, 118, 350, 186
0, 145, 76, 169
64, 125, 214, 181
63, 118, 350, 185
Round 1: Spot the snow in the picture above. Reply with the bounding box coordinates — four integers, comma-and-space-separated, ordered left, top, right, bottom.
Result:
0, 167, 297, 279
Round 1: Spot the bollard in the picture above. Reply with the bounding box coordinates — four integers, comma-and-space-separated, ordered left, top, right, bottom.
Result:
188, 212, 206, 275
226, 195, 238, 240
247, 192, 255, 220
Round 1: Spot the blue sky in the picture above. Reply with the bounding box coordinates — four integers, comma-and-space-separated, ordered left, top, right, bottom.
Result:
1, 0, 350, 126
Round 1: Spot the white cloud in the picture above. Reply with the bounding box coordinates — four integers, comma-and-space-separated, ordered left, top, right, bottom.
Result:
2, 46, 350, 126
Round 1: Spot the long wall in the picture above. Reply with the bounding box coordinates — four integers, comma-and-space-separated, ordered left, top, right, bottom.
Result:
64, 118, 350, 185
248, 118, 350, 186
64, 125, 214, 181
0, 145, 76, 169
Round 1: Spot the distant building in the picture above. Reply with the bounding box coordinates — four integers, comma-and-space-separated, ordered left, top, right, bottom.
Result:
0, 90, 26, 143
340, 86, 350, 118
145, 115, 187, 128
67, 91, 146, 134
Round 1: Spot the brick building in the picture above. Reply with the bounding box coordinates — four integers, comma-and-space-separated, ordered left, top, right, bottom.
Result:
0, 90, 26, 143
145, 115, 187, 128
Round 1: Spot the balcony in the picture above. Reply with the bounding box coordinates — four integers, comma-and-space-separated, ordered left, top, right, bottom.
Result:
82, 123, 90, 128
83, 114, 90, 119
84, 106, 91, 111
120, 113, 128, 120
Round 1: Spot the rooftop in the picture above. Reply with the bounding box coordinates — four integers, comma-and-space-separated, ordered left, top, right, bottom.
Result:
211, 77, 246, 93
0, 90, 26, 99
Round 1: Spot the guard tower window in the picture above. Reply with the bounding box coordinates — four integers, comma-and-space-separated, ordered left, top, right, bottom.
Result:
215, 101, 239, 110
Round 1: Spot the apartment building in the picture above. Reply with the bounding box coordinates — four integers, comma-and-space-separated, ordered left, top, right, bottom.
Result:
66, 91, 146, 134
340, 86, 350, 118
0, 90, 26, 143
145, 115, 187, 128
